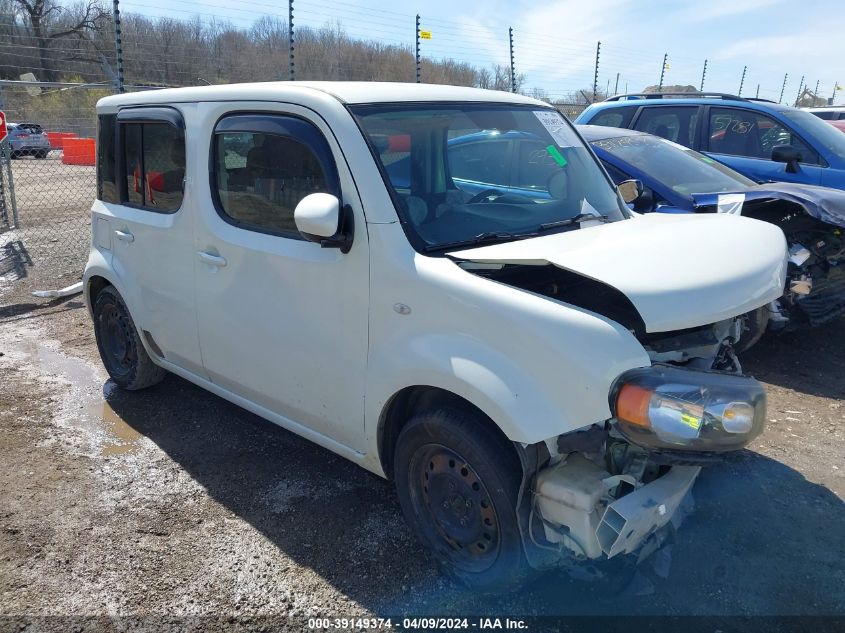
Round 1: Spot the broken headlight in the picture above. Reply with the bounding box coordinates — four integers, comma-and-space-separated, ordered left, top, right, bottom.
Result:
611, 365, 766, 453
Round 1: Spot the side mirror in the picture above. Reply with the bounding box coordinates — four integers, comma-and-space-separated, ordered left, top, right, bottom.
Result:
294, 193, 354, 253
771, 145, 801, 173
617, 179, 643, 204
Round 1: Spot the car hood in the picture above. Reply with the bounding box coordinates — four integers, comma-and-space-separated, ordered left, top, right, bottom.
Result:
691, 183, 845, 228
449, 213, 787, 333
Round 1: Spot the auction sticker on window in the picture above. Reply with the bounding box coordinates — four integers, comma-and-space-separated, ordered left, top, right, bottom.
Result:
534, 110, 579, 148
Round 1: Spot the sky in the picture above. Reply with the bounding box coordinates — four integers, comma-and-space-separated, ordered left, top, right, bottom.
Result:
118, 0, 845, 104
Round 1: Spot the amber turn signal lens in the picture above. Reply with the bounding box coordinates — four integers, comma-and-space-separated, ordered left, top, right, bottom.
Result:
616, 384, 653, 428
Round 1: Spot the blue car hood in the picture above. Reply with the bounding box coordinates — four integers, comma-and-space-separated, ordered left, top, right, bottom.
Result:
691, 183, 845, 228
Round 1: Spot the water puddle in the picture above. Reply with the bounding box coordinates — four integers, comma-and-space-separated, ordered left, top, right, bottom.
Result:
10, 332, 144, 457
95, 399, 142, 457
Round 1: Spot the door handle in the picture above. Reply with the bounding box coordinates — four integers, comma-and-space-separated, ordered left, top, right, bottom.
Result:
197, 251, 227, 268
114, 229, 134, 243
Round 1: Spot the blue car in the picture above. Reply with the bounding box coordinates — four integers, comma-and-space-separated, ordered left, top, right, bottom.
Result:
579, 124, 845, 338
575, 93, 845, 191
383, 130, 558, 200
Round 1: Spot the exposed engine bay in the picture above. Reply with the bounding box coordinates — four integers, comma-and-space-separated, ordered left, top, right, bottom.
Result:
742, 198, 845, 329
463, 261, 745, 372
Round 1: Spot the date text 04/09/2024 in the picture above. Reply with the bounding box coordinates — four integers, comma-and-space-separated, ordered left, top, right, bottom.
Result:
307, 617, 529, 630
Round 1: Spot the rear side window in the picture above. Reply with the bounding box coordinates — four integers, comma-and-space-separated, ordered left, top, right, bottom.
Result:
448, 140, 512, 187
708, 107, 820, 165
811, 111, 835, 121
120, 121, 185, 213
589, 108, 635, 129
514, 140, 560, 190
212, 114, 339, 237
633, 106, 699, 147
97, 114, 118, 203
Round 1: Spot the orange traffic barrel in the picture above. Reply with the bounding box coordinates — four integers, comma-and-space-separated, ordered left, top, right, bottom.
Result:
47, 132, 78, 149
62, 138, 96, 166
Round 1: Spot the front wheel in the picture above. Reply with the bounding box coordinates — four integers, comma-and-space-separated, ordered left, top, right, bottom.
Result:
35, 150, 48, 159
92, 286, 166, 390
393, 405, 531, 591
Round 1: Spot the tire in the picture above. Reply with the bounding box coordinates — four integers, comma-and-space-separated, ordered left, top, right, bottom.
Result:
736, 305, 769, 353
393, 405, 532, 592
35, 150, 48, 159
92, 286, 166, 390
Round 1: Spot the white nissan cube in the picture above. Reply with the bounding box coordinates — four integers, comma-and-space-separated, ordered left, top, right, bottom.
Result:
85, 82, 787, 590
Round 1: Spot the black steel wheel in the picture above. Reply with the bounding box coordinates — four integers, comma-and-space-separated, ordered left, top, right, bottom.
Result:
394, 405, 531, 591
92, 285, 166, 390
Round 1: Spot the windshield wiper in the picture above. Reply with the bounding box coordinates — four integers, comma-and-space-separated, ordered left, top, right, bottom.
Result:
537, 213, 610, 232
426, 231, 538, 252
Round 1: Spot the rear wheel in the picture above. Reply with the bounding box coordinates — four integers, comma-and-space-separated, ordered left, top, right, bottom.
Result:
393, 405, 531, 592
93, 286, 166, 390
35, 150, 48, 159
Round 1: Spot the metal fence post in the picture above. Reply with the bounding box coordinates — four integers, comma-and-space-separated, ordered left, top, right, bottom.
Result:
779, 73, 788, 104
415, 15, 421, 83
658, 53, 668, 90
508, 27, 516, 93
0, 141, 18, 229
794, 75, 804, 106
814, 79, 820, 103
288, 0, 295, 81
112, 0, 125, 93
738, 65, 746, 96
614, 72, 619, 96
592, 41, 600, 102
700, 59, 707, 92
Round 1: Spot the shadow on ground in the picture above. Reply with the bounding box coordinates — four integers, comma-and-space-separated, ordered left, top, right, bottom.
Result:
742, 316, 845, 400
106, 373, 845, 617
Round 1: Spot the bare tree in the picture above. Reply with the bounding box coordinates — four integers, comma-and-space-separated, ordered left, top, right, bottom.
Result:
11, 0, 109, 80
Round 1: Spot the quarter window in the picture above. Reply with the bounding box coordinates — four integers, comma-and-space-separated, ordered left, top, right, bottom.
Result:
590, 108, 635, 129
120, 121, 185, 212
96, 114, 118, 203
708, 108, 820, 165
212, 115, 338, 237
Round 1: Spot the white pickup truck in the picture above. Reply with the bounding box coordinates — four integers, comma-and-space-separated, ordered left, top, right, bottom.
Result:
84, 82, 787, 590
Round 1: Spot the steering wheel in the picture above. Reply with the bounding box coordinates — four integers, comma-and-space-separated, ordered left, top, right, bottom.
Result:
466, 188, 506, 204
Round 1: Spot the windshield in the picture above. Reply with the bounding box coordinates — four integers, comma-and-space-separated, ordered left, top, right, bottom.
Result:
592, 134, 755, 197
781, 109, 845, 160
350, 104, 628, 251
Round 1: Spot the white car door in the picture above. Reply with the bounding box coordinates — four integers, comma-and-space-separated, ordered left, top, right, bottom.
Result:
109, 107, 204, 375
192, 105, 370, 450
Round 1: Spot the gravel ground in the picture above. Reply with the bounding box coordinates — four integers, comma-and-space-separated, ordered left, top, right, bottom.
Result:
0, 288, 843, 631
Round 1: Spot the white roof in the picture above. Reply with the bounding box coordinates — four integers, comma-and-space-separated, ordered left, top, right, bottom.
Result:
98, 81, 547, 109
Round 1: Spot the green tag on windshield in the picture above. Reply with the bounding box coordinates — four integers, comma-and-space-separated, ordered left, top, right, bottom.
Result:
546, 144, 568, 167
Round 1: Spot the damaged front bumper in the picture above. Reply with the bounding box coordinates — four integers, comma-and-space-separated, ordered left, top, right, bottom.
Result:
533, 454, 699, 560
596, 465, 699, 557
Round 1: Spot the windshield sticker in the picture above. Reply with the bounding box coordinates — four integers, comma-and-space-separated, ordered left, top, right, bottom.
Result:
716, 193, 745, 214
534, 110, 578, 148
545, 144, 568, 167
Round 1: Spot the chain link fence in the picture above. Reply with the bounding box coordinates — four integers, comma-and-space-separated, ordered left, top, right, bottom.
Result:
0, 83, 109, 293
